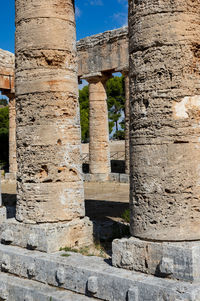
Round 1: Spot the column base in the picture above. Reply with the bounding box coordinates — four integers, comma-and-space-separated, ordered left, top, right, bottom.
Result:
84, 173, 110, 182
4, 173, 16, 181
112, 237, 200, 282
0, 217, 93, 253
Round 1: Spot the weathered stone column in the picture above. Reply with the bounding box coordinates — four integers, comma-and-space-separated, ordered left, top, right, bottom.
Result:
15, 0, 85, 224
8, 0, 93, 251
8, 95, 17, 176
123, 72, 130, 175
85, 73, 111, 181
129, 0, 200, 241
112, 0, 200, 286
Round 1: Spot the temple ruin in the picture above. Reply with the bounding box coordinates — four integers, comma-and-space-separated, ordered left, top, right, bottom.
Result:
0, 0, 199, 300
0, 26, 129, 181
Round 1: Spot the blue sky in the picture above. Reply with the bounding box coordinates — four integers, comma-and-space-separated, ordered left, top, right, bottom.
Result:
0, 0, 128, 53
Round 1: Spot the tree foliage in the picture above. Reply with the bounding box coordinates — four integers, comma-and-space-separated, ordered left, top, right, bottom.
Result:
79, 85, 89, 143
0, 105, 9, 169
106, 76, 125, 139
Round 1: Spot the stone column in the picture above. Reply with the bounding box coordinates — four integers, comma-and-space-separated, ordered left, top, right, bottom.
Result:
5, 0, 93, 252
129, 0, 200, 242
8, 95, 17, 176
112, 0, 200, 286
123, 72, 130, 175
13, 0, 93, 242
85, 73, 111, 181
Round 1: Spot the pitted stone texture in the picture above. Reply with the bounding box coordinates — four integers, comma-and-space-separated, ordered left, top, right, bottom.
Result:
0, 49, 14, 92
127, 288, 138, 301
1, 229, 13, 244
87, 276, 98, 294
0, 245, 199, 301
124, 74, 130, 175
86, 75, 111, 179
15, 0, 85, 224
0, 217, 93, 252
77, 27, 128, 77
112, 237, 200, 282
0, 175, 1, 206
129, 0, 200, 241
0, 272, 98, 301
8, 97, 17, 175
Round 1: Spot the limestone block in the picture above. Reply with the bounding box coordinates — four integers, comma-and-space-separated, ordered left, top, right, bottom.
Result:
0, 272, 98, 301
119, 174, 129, 183
109, 173, 120, 182
77, 27, 128, 77
127, 288, 138, 301
0, 217, 93, 252
87, 276, 98, 294
112, 237, 200, 282
0, 245, 199, 300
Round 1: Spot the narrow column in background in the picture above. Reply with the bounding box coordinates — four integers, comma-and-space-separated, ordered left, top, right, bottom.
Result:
86, 73, 111, 181
8, 95, 17, 176
123, 71, 130, 175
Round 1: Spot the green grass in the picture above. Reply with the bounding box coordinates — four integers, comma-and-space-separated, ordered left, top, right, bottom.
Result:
60, 246, 95, 257
121, 208, 130, 223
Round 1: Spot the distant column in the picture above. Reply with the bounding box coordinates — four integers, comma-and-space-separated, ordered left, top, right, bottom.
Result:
9, 95, 17, 176
86, 74, 111, 180
123, 71, 130, 175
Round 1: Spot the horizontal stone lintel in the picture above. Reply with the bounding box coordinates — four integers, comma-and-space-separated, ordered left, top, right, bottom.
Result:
112, 237, 200, 283
0, 244, 199, 301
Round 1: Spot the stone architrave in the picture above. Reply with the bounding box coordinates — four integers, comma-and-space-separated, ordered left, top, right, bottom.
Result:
8, 95, 17, 176
84, 73, 111, 181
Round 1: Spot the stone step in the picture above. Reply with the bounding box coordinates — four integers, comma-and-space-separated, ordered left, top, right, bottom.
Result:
0, 272, 98, 301
0, 244, 199, 301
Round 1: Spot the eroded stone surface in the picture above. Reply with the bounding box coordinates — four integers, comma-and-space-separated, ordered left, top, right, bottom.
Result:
112, 237, 200, 282
8, 97, 17, 176
0, 49, 14, 92
77, 27, 128, 77
0, 245, 199, 300
0, 272, 98, 301
0, 217, 93, 252
129, 0, 200, 241
15, 0, 85, 223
